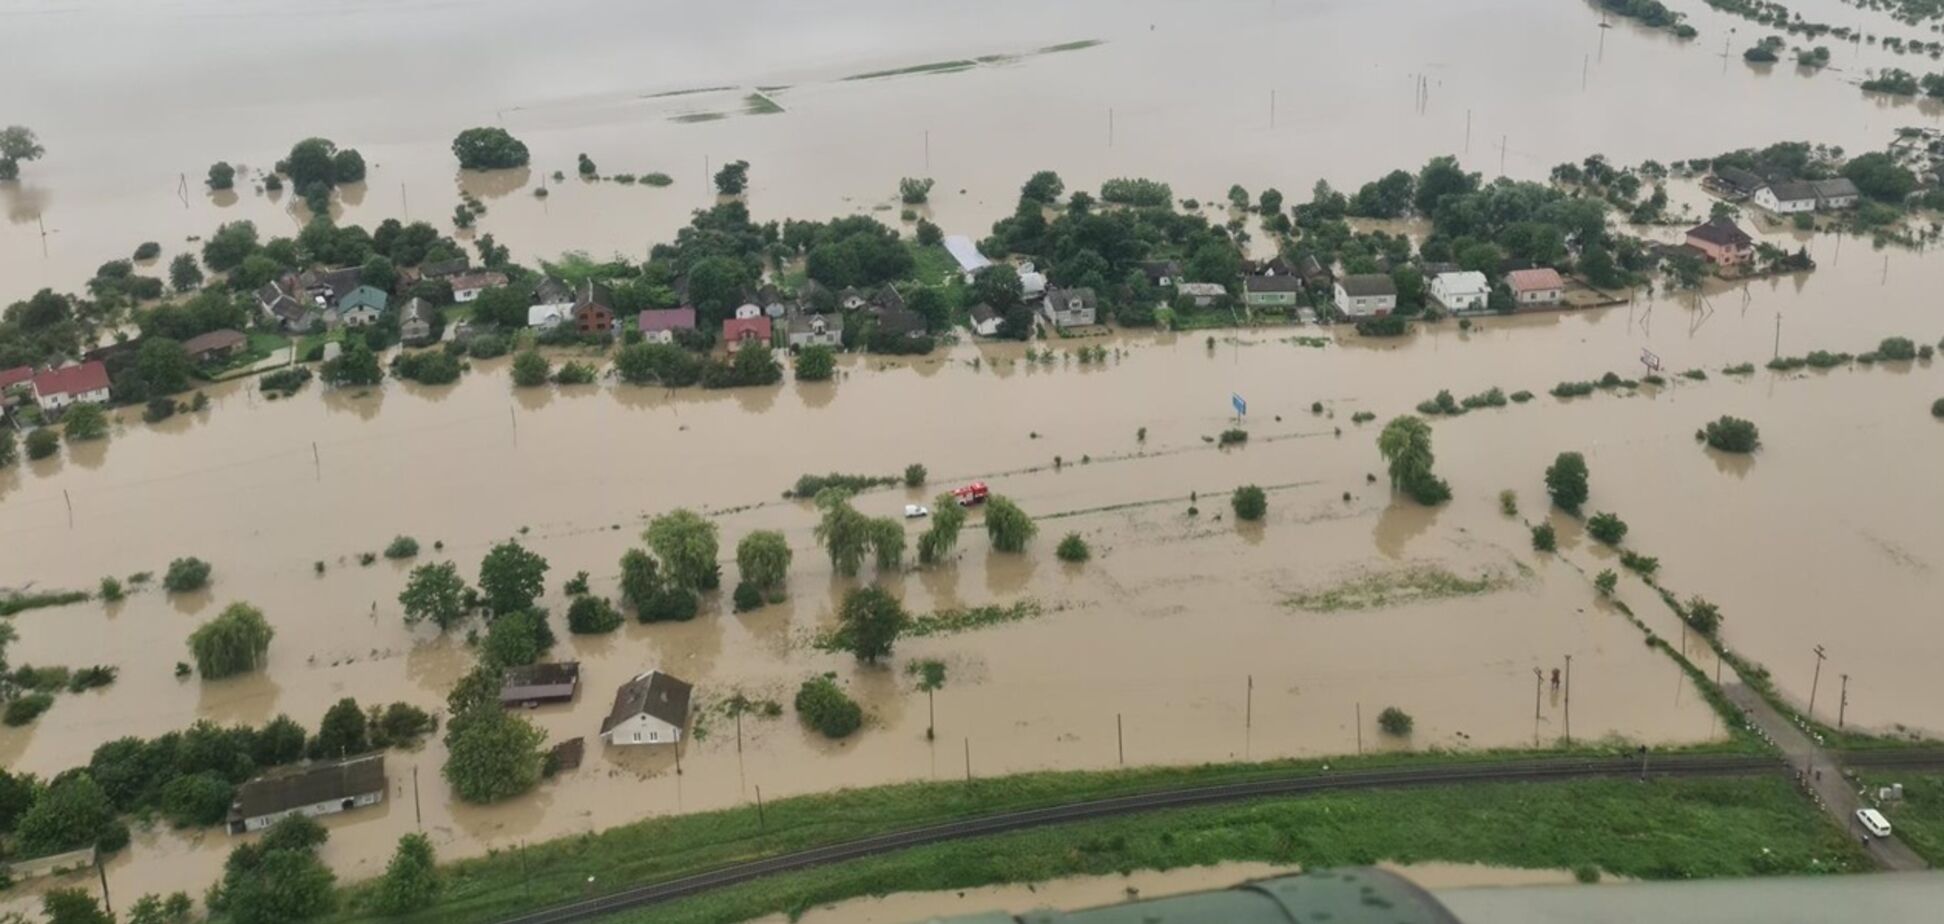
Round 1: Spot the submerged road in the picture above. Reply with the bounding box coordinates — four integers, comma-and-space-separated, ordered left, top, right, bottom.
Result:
492, 751, 1855, 924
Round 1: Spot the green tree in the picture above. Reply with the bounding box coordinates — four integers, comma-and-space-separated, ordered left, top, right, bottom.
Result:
481, 607, 554, 668
0, 427, 15, 468
1594, 569, 1618, 595
972, 263, 1024, 310
1703, 416, 1761, 453
282, 137, 342, 189
477, 541, 549, 615
210, 825, 336, 924
253, 715, 308, 767
14, 773, 117, 857
511, 349, 551, 387
794, 344, 836, 381
1531, 522, 1557, 552
159, 772, 234, 827
685, 255, 753, 320
566, 595, 622, 634
1377, 707, 1414, 736
736, 530, 792, 593
1842, 152, 1917, 203
1544, 451, 1589, 513
899, 177, 934, 204
795, 674, 862, 738
646, 509, 720, 591
1020, 170, 1064, 203
207, 161, 236, 191
168, 253, 204, 292
321, 339, 382, 386
834, 586, 909, 664
916, 494, 967, 564
450, 127, 531, 170
915, 218, 943, 246
188, 602, 274, 678
984, 495, 1037, 552
60, 402, 108, 441
375, 833, 441, 914
200, 221, 259, 271
310, 698, 369, 759
1055, 532, 1091, 562
867, 517, 906, 569
399, 561, 469, 630
714, 159, 750, 195
1377, 416, 1450, 506
137, 337, 194, 395
1258, 187, 1284, 215
1231, 485, 1267, 521
618, 549, 663, 616
25, 427, 58, 460
0, 125, 47, 179
814, 491, 873, 576
42, 889, 114, 924
1587, 512, 1629, 545
443, 705, 545, 804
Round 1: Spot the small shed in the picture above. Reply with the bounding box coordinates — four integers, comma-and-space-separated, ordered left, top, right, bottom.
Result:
501, 661, 581, 708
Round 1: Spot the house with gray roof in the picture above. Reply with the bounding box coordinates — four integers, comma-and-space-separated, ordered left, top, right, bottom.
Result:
1332, 274, 1397, 318
399, 298, 438, 345
788, 310, 844, 348
1242, 274, 1301, 309
227, 755, 385, 834
500, 662, 580, 708
1040, 287, 1097, 328
599, 671, 692, 746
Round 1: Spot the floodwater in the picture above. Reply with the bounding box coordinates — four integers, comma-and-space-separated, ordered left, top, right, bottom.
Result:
748, 861, 1587, 924
3, 0, 1944, 913
5, 0, 1944, 304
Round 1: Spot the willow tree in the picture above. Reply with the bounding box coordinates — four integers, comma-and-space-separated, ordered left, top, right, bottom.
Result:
188, 602, 275, 679
1377, 416, 1450, 506
813, 490, 873, 577
645, 509, 720, 591
983, 496, 1037, 553
868, 518, 906, 570
735, 531, 792, 593
917, 495, 968, 564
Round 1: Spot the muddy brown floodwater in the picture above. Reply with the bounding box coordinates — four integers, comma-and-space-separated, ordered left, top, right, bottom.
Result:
4, 0, 1944, 303
2, 202, 1942, 907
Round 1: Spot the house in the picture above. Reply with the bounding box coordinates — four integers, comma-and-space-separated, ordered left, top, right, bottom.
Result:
1242, 275, 1301, 309
528, 304, 574, 330
637, 307, 697, 344
1040, 287, 1097, 328
1332, 274, 1397, 318
723, 308, 773, 353
1753, 180, 1818, 215
1298, 254, 1333, 289
968, 304, 1003, 337
1505, 268, 1565, 306
1429, 271, 1490, 312
500, 662, 580, 708
448, 271, 508, 303
336, 285, 388, 327
1685, 218, 1755, 266
943, 235, 992, 280
226, 755, 385, 834
787, 311, 843, 348
1017, 263, 1048, 298
1139, 260, 1182, 288
182, 329, 248, 364
837, 287, 870, 311
256, 281, 317, 331
299, 267, 363, 306
1175, 282, 1227, 308
0, 366, 33, 393
1710, 166, 1767, 199
868, 287, 907, 316
598, 671, 692, 746
872, 306, 929, 340
1809, 178, 1859, 210
418, 257, 469, 279
572, 282, 615, 335
399, 298, 438, 345
30, 362, 111, 410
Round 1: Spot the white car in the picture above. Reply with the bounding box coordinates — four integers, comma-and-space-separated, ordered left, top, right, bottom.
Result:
1857, 808, 1892, 838
903, 504, 930, 519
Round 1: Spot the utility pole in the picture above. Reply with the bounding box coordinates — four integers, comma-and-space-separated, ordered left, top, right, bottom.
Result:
923, 129, 930, 170
1499, 134, 1508, 176
95, 853, 112, 915
1839, 674, 1850, 728
312, 442, 320, 481
402, 182, 409, 220
755, 785, 766, 830
412, 765, 422, 829
1355, 702, 1363, 754
510, 405, 518, 446
963, 737, 971, 782
1117, 713, 1124, 765
1245, 674, 1253, 730
1773, 313, 1782, 360
1269, 89, 1276, 129
736, 707, 744, 752
63, 489, 73, 528
1808, 645, 1828, 719
1532, 667, 1542, 719
1563, 654, 1573, 745
1582, 54, 1589, 91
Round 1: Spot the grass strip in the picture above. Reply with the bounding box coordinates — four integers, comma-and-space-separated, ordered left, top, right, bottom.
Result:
843, 60, 977, 80
0, 590, 91, 616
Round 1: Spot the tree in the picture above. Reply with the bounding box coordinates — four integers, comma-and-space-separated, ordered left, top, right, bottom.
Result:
332, 148, 366, 183
443, 706, 545, 803
478, 541, 549, 615
736, 531, 792, 593
200, 221, 259, 271
168, 253, 204, 293
1544, 452, 1589, 513
26, 427, 60, 460
0, 427, 14, 468
1231, 485, 1267, 521
1377, 416, 1450, 506
1531, 522, 1557, 552
159, 772, 234, 827
1258, 187, 1284, 215
1842, 152, 1916, 203
126, 892, 196, 924
1594, 569, 1618, 595
42, 889, 114, 924
254, 715, 308, 767
1020, 170, 1064, 203
0, 125, 46, 180
282, 138, 342, 188
646, 509, 720, 591
984, 496, 1037, 552
209, 821, 336, 924
207, 161, 236, 191
450, 127, 530, 170
899, 177, 934, 204
714, 159, 751, 195
972, 263, 1024, 310
867, 517, 906, 570
1377, 707, 1414, 736
511, 349, 551, 387
917, 494, 968, 564
833, 586, 909, 663
322, 339, 382, 386
188, 602, 274, 678
137, 337, 194, 395
685, 255, 753, 321
310, 698, 369, 759
1587, 512, 1629, 545
566, 595, 622, 634
399, 561, 469, 631
1683, 596, 1724, 635
61, 402, 108, 441
375, 833, 441, 914
14, 773, 116, 857
481, 607, 555, 668
1703, 416, 1761, 453
794, 345, 835, 381
617, 549, 663, 615
814, 491, 874, 576
795, 675, 862, 738
915, 218, 943, 246
1056, 533, 1091, 562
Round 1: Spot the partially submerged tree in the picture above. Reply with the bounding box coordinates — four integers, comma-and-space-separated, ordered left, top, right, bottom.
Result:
1377, 416, 1450, 505
443, 703, 545, 804
832, 586, 909, 664
399, 561, 469, 630
983, 496, 1037, 552
1544, 451, 1590, 513
188, 602, 274, 679
646, 510, 720, 591
736, 531, 792, 595
477, 541, 549, 616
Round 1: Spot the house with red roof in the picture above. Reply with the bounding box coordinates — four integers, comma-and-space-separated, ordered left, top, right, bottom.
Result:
638, 308, 697, 345
722, 304, 772, 354
31, 361, 111, 411
1685, 219, 1754, 267
1505, 268, 1565, 307
0, 366, 33, 393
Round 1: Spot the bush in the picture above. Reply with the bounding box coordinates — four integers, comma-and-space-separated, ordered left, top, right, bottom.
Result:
795, 675, 863, 739
1878, 336, 1917, 361
641, 587, 698, 623
1551, 380, 1596, 398
143, 397, 178, 423
553, 361, 597, 385
261, 367, 313, 396
1231, 485, 1267, 521
1531, 523, 1557, 552
1055, 533, 1091, 562
565, 596, 622, 634
383, 536, 419, 559
794, 345, 836, 382
1684, 596, 1724, 635
1376, 707, 1413, 736
394, 349, 463, 385
983, 496, 1037, 552
732, 581, 764, 612
63, 402, 108, 441
1620, 550, 1659, 576
1933, 397, 1944, 419
903, 463, 927, 487
26, 428, 59, 459
67, 665, 117, 692
1498, 490, 1517, 516
1594, 569, 1618, 596
1218, 428, 1248, 446
1586, 512, 1628, 546
164, 557, 212, 593
99, 576, 124, 602
511, 350, 550, 387
3, 692, 54, 726
451, 127, 530, 170
1703, 416, 1761, 453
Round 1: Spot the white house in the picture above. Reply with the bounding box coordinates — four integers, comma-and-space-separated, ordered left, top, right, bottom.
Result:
448, 271, 508, 303
968, 304, 1003, 337
226, 755, 385, 834
787, 311, 843, 348
1754, 181, 1818, 215
1429, 271, 1489, 312
943, 235, 992, 281
30, 361, 112, 411
1332, 274, 1397, 318
1018, 263, 1048, 298
1809, 178, 1859, 210
1505, 268, 1565, 307
528, 304, 573, 330
599, 671, 692, 746
1040, 287, 1097, 328
1176, 282, 1227, 308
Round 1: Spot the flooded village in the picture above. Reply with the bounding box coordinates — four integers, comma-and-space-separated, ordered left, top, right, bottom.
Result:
4, 1, 1944, 922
